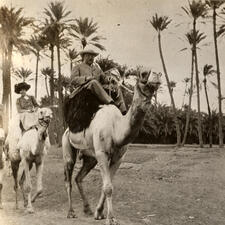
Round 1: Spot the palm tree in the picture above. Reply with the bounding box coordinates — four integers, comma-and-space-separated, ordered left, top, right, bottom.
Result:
207, 0, 225, 147
203, 64, 215, 147
96, 56, 118, 72
41, 67, 54, 98
66, 48, 79, 72
0, 6, 33, 132
14, 67, 33, 82
28, 35, 45, 98
182, 0, 208, 147
150, 14, 181, 146
181, 29, 206, 146
40, 19, 57, 105
44, 1, 73, 141
71, 17, 106, 50
61, 75, 71, 96
168, 81, 176, 106
182, 78, 191, 108
169, 81, 176, 94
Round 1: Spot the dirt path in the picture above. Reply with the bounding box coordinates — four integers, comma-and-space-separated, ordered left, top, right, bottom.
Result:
1, 145, 225, 225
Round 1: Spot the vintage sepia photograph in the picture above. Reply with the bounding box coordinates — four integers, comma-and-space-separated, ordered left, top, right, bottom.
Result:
0, 0, 225, 224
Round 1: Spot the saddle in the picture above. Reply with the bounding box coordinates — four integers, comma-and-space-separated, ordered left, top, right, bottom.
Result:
64, 88, 101, 133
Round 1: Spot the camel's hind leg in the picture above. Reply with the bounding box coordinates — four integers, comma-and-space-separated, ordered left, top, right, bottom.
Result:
62, 132, 77, 218
11, 160, 20, 209
75, 155, 97, 215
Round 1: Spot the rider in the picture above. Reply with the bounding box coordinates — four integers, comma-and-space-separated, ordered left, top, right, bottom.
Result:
15, 82, 39, 131
70, 48, 127, 115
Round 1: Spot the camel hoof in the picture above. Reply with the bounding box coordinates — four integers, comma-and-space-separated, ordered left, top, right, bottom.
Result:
31, 193, 43, 203
105, 218, 120, 225
26, 207, 34, 214
94, 210, 105, 220
67, 209, 77, 218
84, 205, 93, 216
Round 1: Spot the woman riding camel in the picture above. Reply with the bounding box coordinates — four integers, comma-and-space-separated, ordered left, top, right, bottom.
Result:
14, 82, 39, 131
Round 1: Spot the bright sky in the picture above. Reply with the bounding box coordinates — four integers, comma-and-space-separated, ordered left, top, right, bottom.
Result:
1, 0, 225, 113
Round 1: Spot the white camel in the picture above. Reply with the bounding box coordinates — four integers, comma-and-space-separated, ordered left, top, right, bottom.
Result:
62, 70, 161, 225
4, 107, 52, 213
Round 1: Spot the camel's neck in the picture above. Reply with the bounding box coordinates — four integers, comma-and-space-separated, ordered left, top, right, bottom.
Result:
116, 84, 152, 146
36, 122, 48, 142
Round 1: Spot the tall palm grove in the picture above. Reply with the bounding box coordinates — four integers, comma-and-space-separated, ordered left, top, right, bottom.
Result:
0, 0, 225, 148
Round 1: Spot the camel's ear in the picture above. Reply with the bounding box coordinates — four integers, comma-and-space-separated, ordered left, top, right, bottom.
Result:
147, 70, 151, 80
139, 70, 151, 83
48, 108, 53, 118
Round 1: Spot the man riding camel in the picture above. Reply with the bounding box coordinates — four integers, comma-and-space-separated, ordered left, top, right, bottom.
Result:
70, 48, 127, 115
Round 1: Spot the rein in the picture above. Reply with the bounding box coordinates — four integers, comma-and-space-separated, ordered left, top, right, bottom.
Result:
136, 83, 153, 103
38, 118, 50, 128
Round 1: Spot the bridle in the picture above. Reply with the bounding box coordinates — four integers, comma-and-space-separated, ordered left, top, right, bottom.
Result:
136, 81, 156, 103
38, 117, 51, 128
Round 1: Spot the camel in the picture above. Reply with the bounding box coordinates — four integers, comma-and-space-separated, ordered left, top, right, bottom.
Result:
4, 107, 52, 213
62, 70, 161, 225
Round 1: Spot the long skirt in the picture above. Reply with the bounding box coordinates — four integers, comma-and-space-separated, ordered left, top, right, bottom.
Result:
19, 111, 38, 130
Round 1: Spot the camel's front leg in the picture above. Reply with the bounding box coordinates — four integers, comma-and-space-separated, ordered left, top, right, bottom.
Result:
75, 155, 97, 215
62, 132, 77, 218
32, 160, 44, 203
22, 159, 34, 214
95, 157, 124, 224
96, 152, 119, 225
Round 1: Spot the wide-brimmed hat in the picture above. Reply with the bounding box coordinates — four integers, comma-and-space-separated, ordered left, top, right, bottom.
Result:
14, 82, 31, 94
79, 49, 99, 57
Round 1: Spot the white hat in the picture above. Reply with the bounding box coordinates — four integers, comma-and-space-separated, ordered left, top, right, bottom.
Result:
79, 49, 99, 57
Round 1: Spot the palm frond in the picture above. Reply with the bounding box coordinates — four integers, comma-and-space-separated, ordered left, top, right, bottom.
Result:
150, 13, 172, 32
71, 17, 105, 50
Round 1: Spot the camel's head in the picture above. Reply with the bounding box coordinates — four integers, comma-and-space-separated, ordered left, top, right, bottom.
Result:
136, 69, 161, 100
37, 107, 53, 126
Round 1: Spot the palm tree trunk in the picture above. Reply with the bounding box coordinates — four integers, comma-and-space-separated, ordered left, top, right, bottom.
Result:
56, 40, 64, 145
70, 60, 73, 73
182, 50, 194, 146
158, 32, 181, 146
2, 52, 9, 133
2, 45, 13, 134
204, 80, 213, 147
213, 5, 223, 147
45, 77, 50, 98
155, 91, 158, 104
181, 83, 188, 108
9, 91, 12, 119
35, 51, 39, 98
50, 45, 54, 105
193, 19, 203, 147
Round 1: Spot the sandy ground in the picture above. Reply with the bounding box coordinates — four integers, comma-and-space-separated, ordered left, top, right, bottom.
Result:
0, 144, 225, 225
